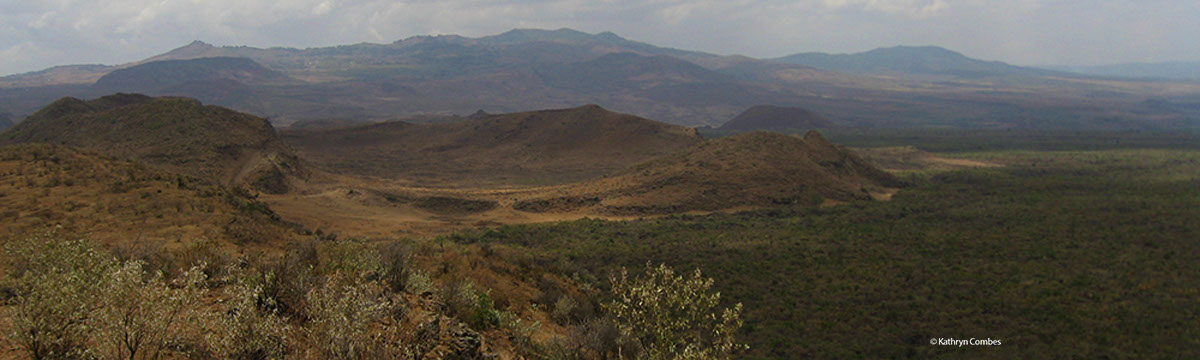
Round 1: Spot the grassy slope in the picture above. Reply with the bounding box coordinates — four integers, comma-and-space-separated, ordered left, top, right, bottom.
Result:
450, 148, 1200, 359
0, 144, 300, 251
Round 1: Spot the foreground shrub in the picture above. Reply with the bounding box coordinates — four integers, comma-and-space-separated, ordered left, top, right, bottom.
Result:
606, 264, 746, 360
208, 274, 291, 360
4, 230, 210, 360
94, 261, 207, 360
303, 271, 392, 359
4, 229, 113, 359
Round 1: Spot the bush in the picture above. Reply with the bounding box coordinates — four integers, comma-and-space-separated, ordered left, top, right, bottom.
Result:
606, 264, 746, 360
407, 271, 434, 295
320, 238, 382, 279
4, 229, 209, 360
378, 241, 412, 292
94, 261, 206, 360
207, 273, 291, 360
303, 271, 392, 359
4, 229, 113, 359
441, 280, 500, 330
558, 316, 624, 360
552, 295, 579, 324
251, 243, 318, 318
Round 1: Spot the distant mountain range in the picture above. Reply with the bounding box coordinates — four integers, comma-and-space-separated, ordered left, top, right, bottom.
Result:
1, 28, 1198, 130
1043, 62, 1200, 81
772, 46, 1060, 79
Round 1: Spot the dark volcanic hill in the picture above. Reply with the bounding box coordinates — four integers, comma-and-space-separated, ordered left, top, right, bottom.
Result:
719, 105, 835, 131
517, 130, 905, 215
0, 94, 306, 193
774, 46, 1055, 79
282, 104, 703, 186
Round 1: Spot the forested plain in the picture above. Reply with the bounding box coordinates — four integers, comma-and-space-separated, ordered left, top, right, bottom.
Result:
448, 133, 1200, 359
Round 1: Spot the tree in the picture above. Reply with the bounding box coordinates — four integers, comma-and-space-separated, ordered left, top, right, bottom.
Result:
606, 264, 746, 360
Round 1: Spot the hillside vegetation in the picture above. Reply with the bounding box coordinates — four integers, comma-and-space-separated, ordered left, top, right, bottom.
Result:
0, 144, 299, 250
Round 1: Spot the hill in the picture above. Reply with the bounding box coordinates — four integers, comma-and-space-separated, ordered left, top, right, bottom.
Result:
718, 105, 834, 131
0, 113, 11, 131
282, 104, 702, 186
0, 143, 300, 248
93, 57, 294, 94
516, 131, 904, 215
0, 94, 306, 193
0, 64, 114, 88
774, 46, 1058, 79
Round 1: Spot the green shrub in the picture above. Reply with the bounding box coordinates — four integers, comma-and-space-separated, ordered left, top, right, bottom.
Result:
320, 238, 383, 278
440, 280, 502, 330
407, 271, 433, 295
607, 264, 746, 360
4, 229, 113, 359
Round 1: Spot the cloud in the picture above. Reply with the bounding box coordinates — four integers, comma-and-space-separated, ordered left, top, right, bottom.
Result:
1, 0, 1199, 76
821, 0, 950, 18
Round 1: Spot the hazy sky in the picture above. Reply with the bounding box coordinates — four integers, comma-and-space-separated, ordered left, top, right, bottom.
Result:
2, 0, 1198, 76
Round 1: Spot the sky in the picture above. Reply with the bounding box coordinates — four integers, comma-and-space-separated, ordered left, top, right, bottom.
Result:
2, 0, 1198, 76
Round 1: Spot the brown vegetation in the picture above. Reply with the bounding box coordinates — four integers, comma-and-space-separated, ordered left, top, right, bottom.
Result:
0, 144, 300, 251
282, 104, 702, 187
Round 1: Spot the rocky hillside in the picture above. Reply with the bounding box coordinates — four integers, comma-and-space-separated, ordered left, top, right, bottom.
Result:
0, 94, 306, 193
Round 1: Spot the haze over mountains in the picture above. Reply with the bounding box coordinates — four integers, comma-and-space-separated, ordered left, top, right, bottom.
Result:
1, 28, 1198, 131
1044, 62, 1200, 81
773, 46, 1058, 79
